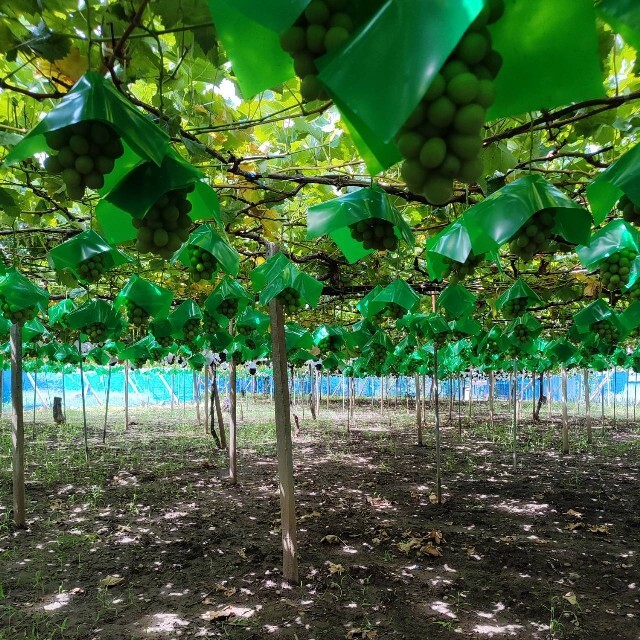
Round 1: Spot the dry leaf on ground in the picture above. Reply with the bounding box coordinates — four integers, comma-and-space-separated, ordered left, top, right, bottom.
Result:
564, 592, 578, 605
420, 542, 443, 557
201, 606, 236, 622
99, 575, 124, 588
565, 509, 583, 518
321, 535, 341, 544
328, 562, 345, 575
346, 628, 377, 639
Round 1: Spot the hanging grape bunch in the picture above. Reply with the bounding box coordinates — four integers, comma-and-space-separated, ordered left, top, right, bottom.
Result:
188, 245, 217, 282
600, 248, 637, 291
182, 317, 201, 342
216, 297, 239, 319
77, 253, 108, 283
374, 302, 407, 322
0, 297, 37, 324
396, 0, 504, 204
442, 252, 483, 284
511, 325, 532, 344
231, 349, 244, 365
592, 319, 620, 343
277, 287, 303, 314
236, 322, 252, 337
509, 210, 556, 261
131, 357, 147, 369
627, 282, 640, 302
349, 219, 399, 252
244, 336, 258, 351
279, 0, 354, 102
43, 121, 123, 200
153, 335, 174, 348
133, 187, 193, 259
501, 297, 528, 319
85, 321, 107, 343
617, 195, 640, 226
369, 341, 388, 361
124, 299, 150, 328
202, 311, 218, 334
317, 335, 341, 353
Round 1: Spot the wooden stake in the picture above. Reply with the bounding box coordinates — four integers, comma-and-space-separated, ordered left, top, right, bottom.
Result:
489, 370, 495, 427
103, 366, 112, 444
79, 353, 89, 462
562, 367, 569, 454
11, 324, 25, 528
193, 370, 201, 425
415, 372, 422, 446
204, 366, 209, 435
584, 369, 591, 444
229, 357, 237, 483
512, 360, 518, 470
124, 360, 130, 430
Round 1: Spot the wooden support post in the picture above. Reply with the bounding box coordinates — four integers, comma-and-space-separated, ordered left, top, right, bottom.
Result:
11, 324, 26, 528
158, 372, 179, 405
171, 372, 175, 411
468, 369, 473, 424
268, 243, 298, 583
103, 366, 112, 444
124, 361, 130, 430
32, 369, 37, 433
229, 359, 237, 482
0, 367, 3, 417
193, 369, 201, 425
562, 367, 569, 454
613, 367, 617, 429
213, 367, 226, 449
79, 353, 89, 462
204, 366, 209, 435
512, 360, 518, 470
326, 371, 330, 411
548, 371, 552, 419
489, 370, 495, 427
415, 372, 422, 446
584, 369, 591, 444
62, 372, 66, 417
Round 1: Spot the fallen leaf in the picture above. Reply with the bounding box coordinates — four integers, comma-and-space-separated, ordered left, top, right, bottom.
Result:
428, 493, 439, 504
214, 584, 237, 597
419, 542, 443, 557
346, 629, 377, 639
563, 592, 578, 605
328, 562, 344, 575
299, 511, 321, 522
498, 535, 519, 543
426, 529, 445, 544
237, 548, 247, 559
466, 545, 477, 557
588, 524, 610, 534
201, 606, 236, 622
565, 509, 582, 518
397, 537, 422, 553
99, 575, 124, 588
321, 535, 341, 544
565, 522, 584, 531
366, 496, 391, 508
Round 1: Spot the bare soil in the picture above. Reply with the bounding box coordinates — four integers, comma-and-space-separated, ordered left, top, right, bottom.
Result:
1, 403, 639, 639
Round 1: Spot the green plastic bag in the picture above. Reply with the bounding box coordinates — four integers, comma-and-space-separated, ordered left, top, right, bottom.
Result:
465, 175, 592, 255
573, 299, 624, 333
586, 142, 640, 225
118, 337, 152, 367
357, 280, 419, 321
4, 72, 169, 168
235, 308, 270, 336
495, 279, 543, 315
545, 339, 577, 364
22, 319, 46, 343
306, 186, 414, 263
259, 262, 323, 309
487, 0, 604, 120
597, 0, 640, 54
437, 284, 477, 319
449, 316, 482, 339
318, 0, 484, 153
285, 322, 314, 353
174, 223, 240, 278
96, 152, 220, 244
204, 277, 253, 324
66, 299, 123, 340
149, 318, 175, 344
313, 325, 347, 353
48, 299, 76, 329
114, 275, 174, 319
620, 300, 640, 334
48, 229, 132, 285
0, 269, 49, 319
169, 301, 202, 340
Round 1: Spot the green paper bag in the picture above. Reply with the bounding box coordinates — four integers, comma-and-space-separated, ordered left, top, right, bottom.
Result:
22, 319, 46, 343
66, 299, 122, 341
115, 275, 174, 319
169, 301, 203, 341
465, 175, 591, 255
487, 0, 604, 120
259, 263, 323, 309
306, 186, 414, 263
597, 0, 640, 55
204, 277, 253, 324
285, 322, 314, 353
586, 142, 640, 225
437, 284, 477, 319
360, 279, 420, 321
4, 72, 169, 168
0, 269, 49, 322
495, 279, 543, 317
236, 308, 270, 337
48, 229, 132, 285
48, 299, 76, 329
174, 223, 240, 279
576, 220, 640, 276
96, 152, 220, 244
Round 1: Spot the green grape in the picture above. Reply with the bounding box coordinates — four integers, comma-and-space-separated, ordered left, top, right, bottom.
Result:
374, 302, 407, 322
135, 187, 193, 259
230, 349, 243, 365
154, 335, 174, 348
348, 218, 399, 252
617, 194, 640, 226
236, 323, 252, 336
395, 1, 504, 202
501, 297, 528, 319
188, 245, 217, 282
124, 299, 150, 327
0, 296, 37, 324
317, 335, 341, 353
592, 319, 620, 343
508, 210, 556, 261
600, 248, 638, 291
216, 297, 239, 319
85, 321, 107, 343
77, 253, 108, 283
512, 325, 532, 344
276, 287, 303, 314
43, 120, 122, 200
279, 0, 356, 102
369, 341, 388, 361
182, 317, 201, 341
442, 251, 483, 283
202, 311, 218, 334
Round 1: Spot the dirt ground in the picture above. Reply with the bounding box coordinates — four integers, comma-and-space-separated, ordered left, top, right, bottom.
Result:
1, 401, 639, 639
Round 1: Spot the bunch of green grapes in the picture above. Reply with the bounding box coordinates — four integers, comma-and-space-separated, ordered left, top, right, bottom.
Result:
85, 322, 107, 343
369, 341, 388, 361
43, 121, 123, 200
216, 297, 239, 319
277, 287, 303, 314
236, 323, 252, 337
182, 317, 201, 342
617, 195, 640, 226
188, 245, 217, 282
396, 0, 504, 204
501, 297, 528, 319
133, 187, 193, 259
600, 248, 637, 291
202, 311, 218, 334
77, 253, 108, 283
153, 335, 174, 348
509, 210, 555, 261
131, 357, 147, 369
442, 251, 483, 284
626, 326, 640, 340
279, 0, 354, 102
348, 219, 398, 251
317, 335, 341, 352
230, 349, 243, 365
0, 297, 37, 324
511, 325, 532, 345
244, 336, 258, 351
124, 300, 150, 327
592, 319, 620, 343
374, 302, 407, 322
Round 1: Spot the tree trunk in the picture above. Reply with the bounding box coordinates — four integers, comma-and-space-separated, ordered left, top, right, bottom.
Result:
103, 367, 112, 444
584, 369, 592, 444
11, 324, 26, 528
433, 344, 442, 504
124, 360, 130, 430
309, 365, 317, 420
489, 370, 494, 426
512, 359, 518, 470
562, 367, 569, 454
204, 366, 209, 436
53, 397, 65, 424
415, 372, 423, 446
229, 358, 237, 484
213, 367, 226, 449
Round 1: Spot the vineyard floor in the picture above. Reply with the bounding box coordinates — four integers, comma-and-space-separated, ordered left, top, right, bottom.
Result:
1, 401, 639, 639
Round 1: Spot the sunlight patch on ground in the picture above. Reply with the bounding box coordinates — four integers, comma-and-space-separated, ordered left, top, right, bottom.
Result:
135, 612, 190, 635
493, 499, 550, 515
473, 622, 524, 636
430, 600, 457, 619
36, 590, 72, 612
